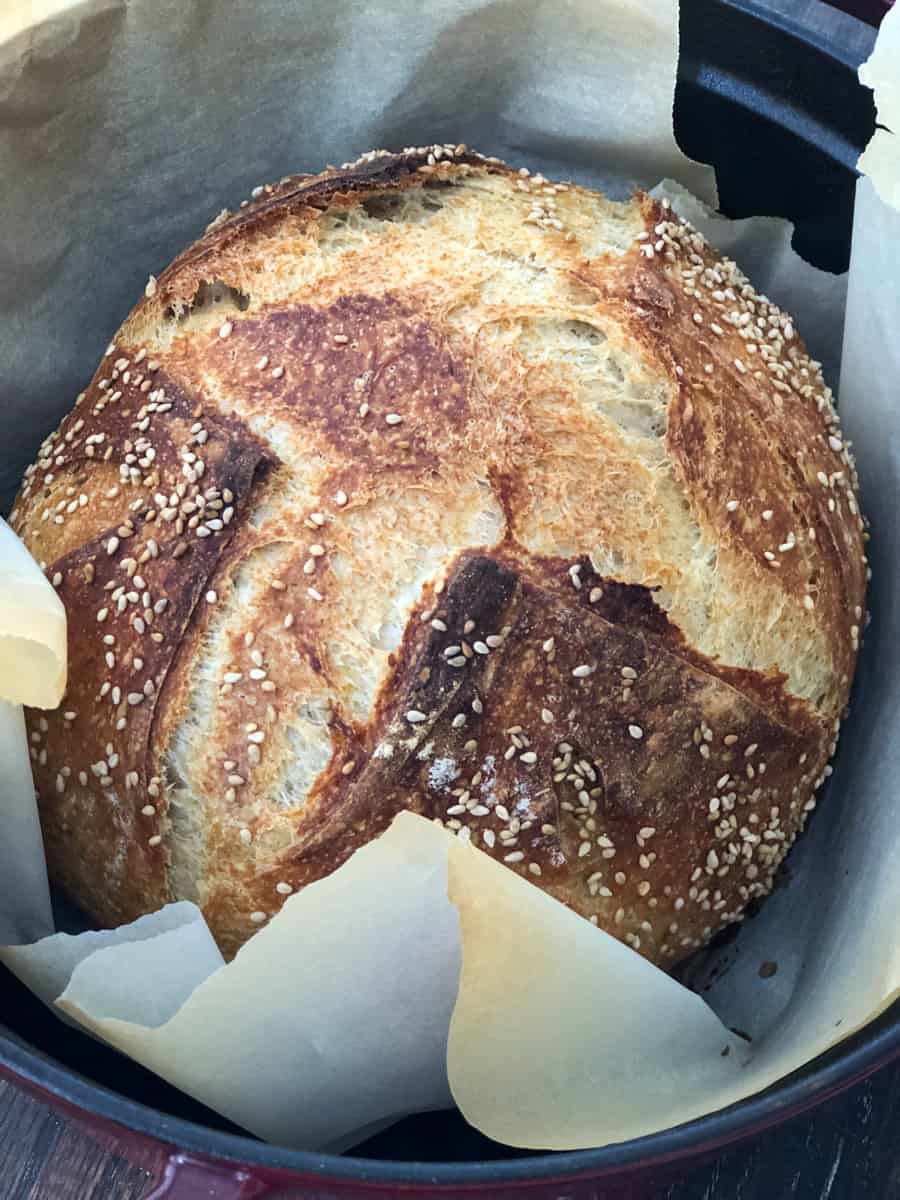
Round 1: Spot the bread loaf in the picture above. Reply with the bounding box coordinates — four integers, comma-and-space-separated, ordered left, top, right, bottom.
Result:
12, 146, 867, 965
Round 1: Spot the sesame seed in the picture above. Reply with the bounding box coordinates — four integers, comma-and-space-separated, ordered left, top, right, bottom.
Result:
504, 851, 525, 864
219, 321, 233, 339
276, 882, 293, 895
249, 911, 267, 924
256, 355, 269, 370
248, 730, 265, 744
543, 637, 555, 653
520, 751, 537, 764
572, 664, 593, 678
589, 587, 603, 603
637, 881, 651, 897
726, 499, 739, 512
762, 509, 773, 521
385, 413, 403, 425
148, 835, 162, 847
541, 708, 554, 724
271, 366, 285, 379
628, 725, 644, 740
473, 641, 490, 655
309, 512, 325, 526
307, 587, 323, 601
431, 618, 447, 631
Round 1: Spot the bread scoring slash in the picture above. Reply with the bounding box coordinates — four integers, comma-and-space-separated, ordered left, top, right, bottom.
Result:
12, 146, 867, 965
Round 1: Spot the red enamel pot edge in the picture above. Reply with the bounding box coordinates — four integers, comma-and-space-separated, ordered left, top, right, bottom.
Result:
3, 1011, 900, 1197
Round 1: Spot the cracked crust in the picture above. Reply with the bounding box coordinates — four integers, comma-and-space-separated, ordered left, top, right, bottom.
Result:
12, 145, 866, 965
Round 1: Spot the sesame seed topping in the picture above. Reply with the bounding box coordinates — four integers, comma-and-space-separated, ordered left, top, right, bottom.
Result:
249, 911, 267, 924
541, 708, 554, 724
148, 835, 162, 847
219, 321, 233, 339
276, 882, 293, 895
572, 664, 593, 678
628, 725, 644, 740
406, 710, 427, 724
385, 413, 403, 425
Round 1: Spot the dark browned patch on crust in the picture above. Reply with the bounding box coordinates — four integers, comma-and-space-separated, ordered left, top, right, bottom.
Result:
26, 366, 270, 932
193, 294, 471, 480
211, 549, 826, 966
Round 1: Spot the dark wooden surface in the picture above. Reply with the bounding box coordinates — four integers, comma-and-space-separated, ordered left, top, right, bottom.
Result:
1, 1061, 899, 1198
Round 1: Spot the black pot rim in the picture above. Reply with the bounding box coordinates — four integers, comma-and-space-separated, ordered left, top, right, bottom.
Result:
3, 1002, 900, 1185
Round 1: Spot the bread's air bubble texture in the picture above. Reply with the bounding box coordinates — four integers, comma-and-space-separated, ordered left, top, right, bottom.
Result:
165, 279, 251, 328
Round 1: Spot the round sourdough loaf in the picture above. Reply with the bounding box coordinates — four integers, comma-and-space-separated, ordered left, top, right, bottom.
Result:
12, 147, 867, 964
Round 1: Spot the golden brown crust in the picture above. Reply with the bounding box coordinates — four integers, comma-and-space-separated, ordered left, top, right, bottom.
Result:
12, 145, 866, 965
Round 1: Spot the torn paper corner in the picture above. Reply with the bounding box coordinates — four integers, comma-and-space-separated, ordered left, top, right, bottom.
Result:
444, 832, 748, 1150
0, 519, 67, 708
857, 1, 900, 213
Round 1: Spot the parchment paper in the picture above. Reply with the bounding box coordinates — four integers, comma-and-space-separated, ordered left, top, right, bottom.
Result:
0, 0, 898, 1156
